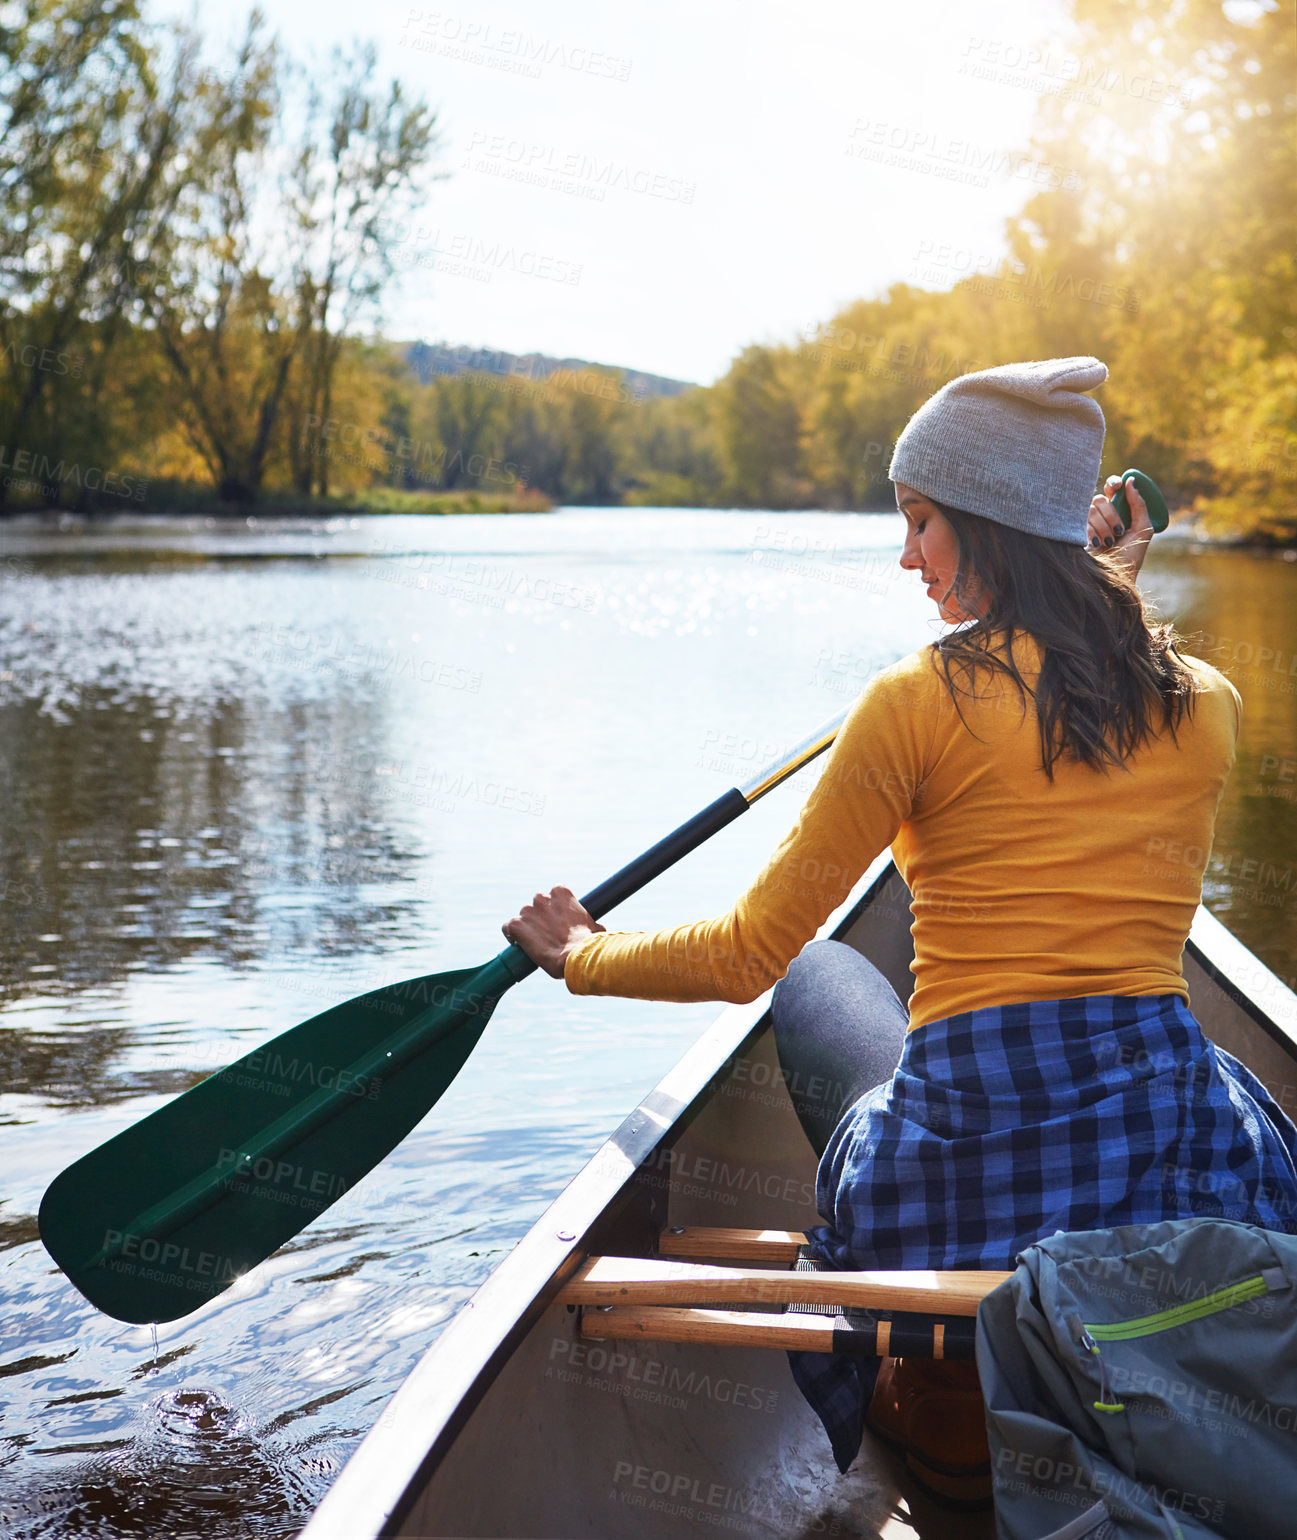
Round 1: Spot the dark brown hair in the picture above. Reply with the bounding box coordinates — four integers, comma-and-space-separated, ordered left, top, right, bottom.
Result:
927, 500, 1200, 779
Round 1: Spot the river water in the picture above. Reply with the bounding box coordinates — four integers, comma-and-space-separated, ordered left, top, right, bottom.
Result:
1, 509, 1293, 1538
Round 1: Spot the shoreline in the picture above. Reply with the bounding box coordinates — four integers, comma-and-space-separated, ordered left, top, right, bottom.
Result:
0, 488, 554, 521
0, 500, 1291, 552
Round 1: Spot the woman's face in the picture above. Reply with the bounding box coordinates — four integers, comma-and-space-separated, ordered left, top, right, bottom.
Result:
895, 482, 986, 623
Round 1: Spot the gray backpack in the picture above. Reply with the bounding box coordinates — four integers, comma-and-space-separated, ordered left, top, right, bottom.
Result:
976, 1217, 1297, 1540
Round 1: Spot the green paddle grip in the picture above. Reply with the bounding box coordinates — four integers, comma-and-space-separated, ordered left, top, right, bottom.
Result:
1110, 468, 1169, 534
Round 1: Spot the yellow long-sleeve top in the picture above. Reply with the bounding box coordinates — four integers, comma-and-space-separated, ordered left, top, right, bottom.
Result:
563, 632, 1242, 1031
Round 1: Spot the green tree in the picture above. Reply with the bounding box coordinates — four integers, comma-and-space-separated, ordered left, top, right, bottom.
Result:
621, 389, 720, 506
713, 345, 805, 506
409, 374, 505, 492
0, 1, 194, 509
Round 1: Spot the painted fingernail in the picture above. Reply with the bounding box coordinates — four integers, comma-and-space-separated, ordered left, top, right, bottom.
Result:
1104, 535, 1114, 547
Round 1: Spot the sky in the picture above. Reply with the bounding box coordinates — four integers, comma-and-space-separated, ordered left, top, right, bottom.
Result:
147, 0, 1073, 385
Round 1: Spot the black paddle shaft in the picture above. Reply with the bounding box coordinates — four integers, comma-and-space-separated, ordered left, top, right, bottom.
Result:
504, 788, 751, 983
503, 703, 855, 982
582, 787, 751, 917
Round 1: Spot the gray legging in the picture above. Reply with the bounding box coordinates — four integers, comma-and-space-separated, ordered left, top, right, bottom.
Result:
769, 939, 910, 1158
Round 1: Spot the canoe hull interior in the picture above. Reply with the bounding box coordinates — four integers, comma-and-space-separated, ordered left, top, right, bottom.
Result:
301, 857, 1297, 1540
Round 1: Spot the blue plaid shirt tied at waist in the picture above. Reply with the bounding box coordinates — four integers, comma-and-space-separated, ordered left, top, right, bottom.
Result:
788, 992, 1297, 1473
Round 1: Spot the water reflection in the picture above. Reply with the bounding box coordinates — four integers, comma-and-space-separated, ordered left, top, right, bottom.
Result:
0, 681, 421, 1106
9, 1384, 344, 1540
1148, 548, 1297, 976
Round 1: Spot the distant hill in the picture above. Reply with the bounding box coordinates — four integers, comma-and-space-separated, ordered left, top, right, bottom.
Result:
404, 341, 696, 400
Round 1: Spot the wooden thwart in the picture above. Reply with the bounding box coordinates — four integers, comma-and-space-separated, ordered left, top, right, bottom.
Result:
578, 1305, 976, 1361
564, 1230, 1003, 1361
656, 1226, 805, 1263
581, 1305, 863, 1353
560, 1255, 1009, 1316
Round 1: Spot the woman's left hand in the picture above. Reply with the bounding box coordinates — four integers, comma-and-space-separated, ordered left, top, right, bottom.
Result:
502, 885, 606, 979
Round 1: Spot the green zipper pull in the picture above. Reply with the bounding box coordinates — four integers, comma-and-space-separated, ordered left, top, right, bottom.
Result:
1075, 1322, 1126, 1414
1072, 1268, 1290, 1421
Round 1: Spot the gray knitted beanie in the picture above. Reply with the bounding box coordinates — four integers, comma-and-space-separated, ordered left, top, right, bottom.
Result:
887, 356, 1108, 545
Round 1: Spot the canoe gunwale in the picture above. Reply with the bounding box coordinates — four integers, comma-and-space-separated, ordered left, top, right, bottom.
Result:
1186, 904, 1297, 1053
300, 853, 898, 1539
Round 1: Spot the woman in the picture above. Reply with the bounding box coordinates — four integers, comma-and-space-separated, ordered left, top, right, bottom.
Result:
502, 357, 1297, 1498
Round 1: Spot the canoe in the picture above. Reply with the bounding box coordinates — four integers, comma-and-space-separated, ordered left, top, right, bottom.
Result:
299, 853, 1297, 1540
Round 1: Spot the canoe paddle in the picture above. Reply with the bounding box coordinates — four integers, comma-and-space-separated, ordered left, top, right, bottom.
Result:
38, 711, 847, 1324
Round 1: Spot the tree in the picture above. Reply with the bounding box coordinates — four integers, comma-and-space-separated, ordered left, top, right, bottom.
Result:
285, 44, 441, 496
145, 18, 441, 504
0, 1, 195, 509
1006, 0, 1297, 538
142, 13, 293, 504
713, 345, 805, 506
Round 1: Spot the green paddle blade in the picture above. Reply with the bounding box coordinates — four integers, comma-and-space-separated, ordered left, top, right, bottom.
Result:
38, 949, 527, 1324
